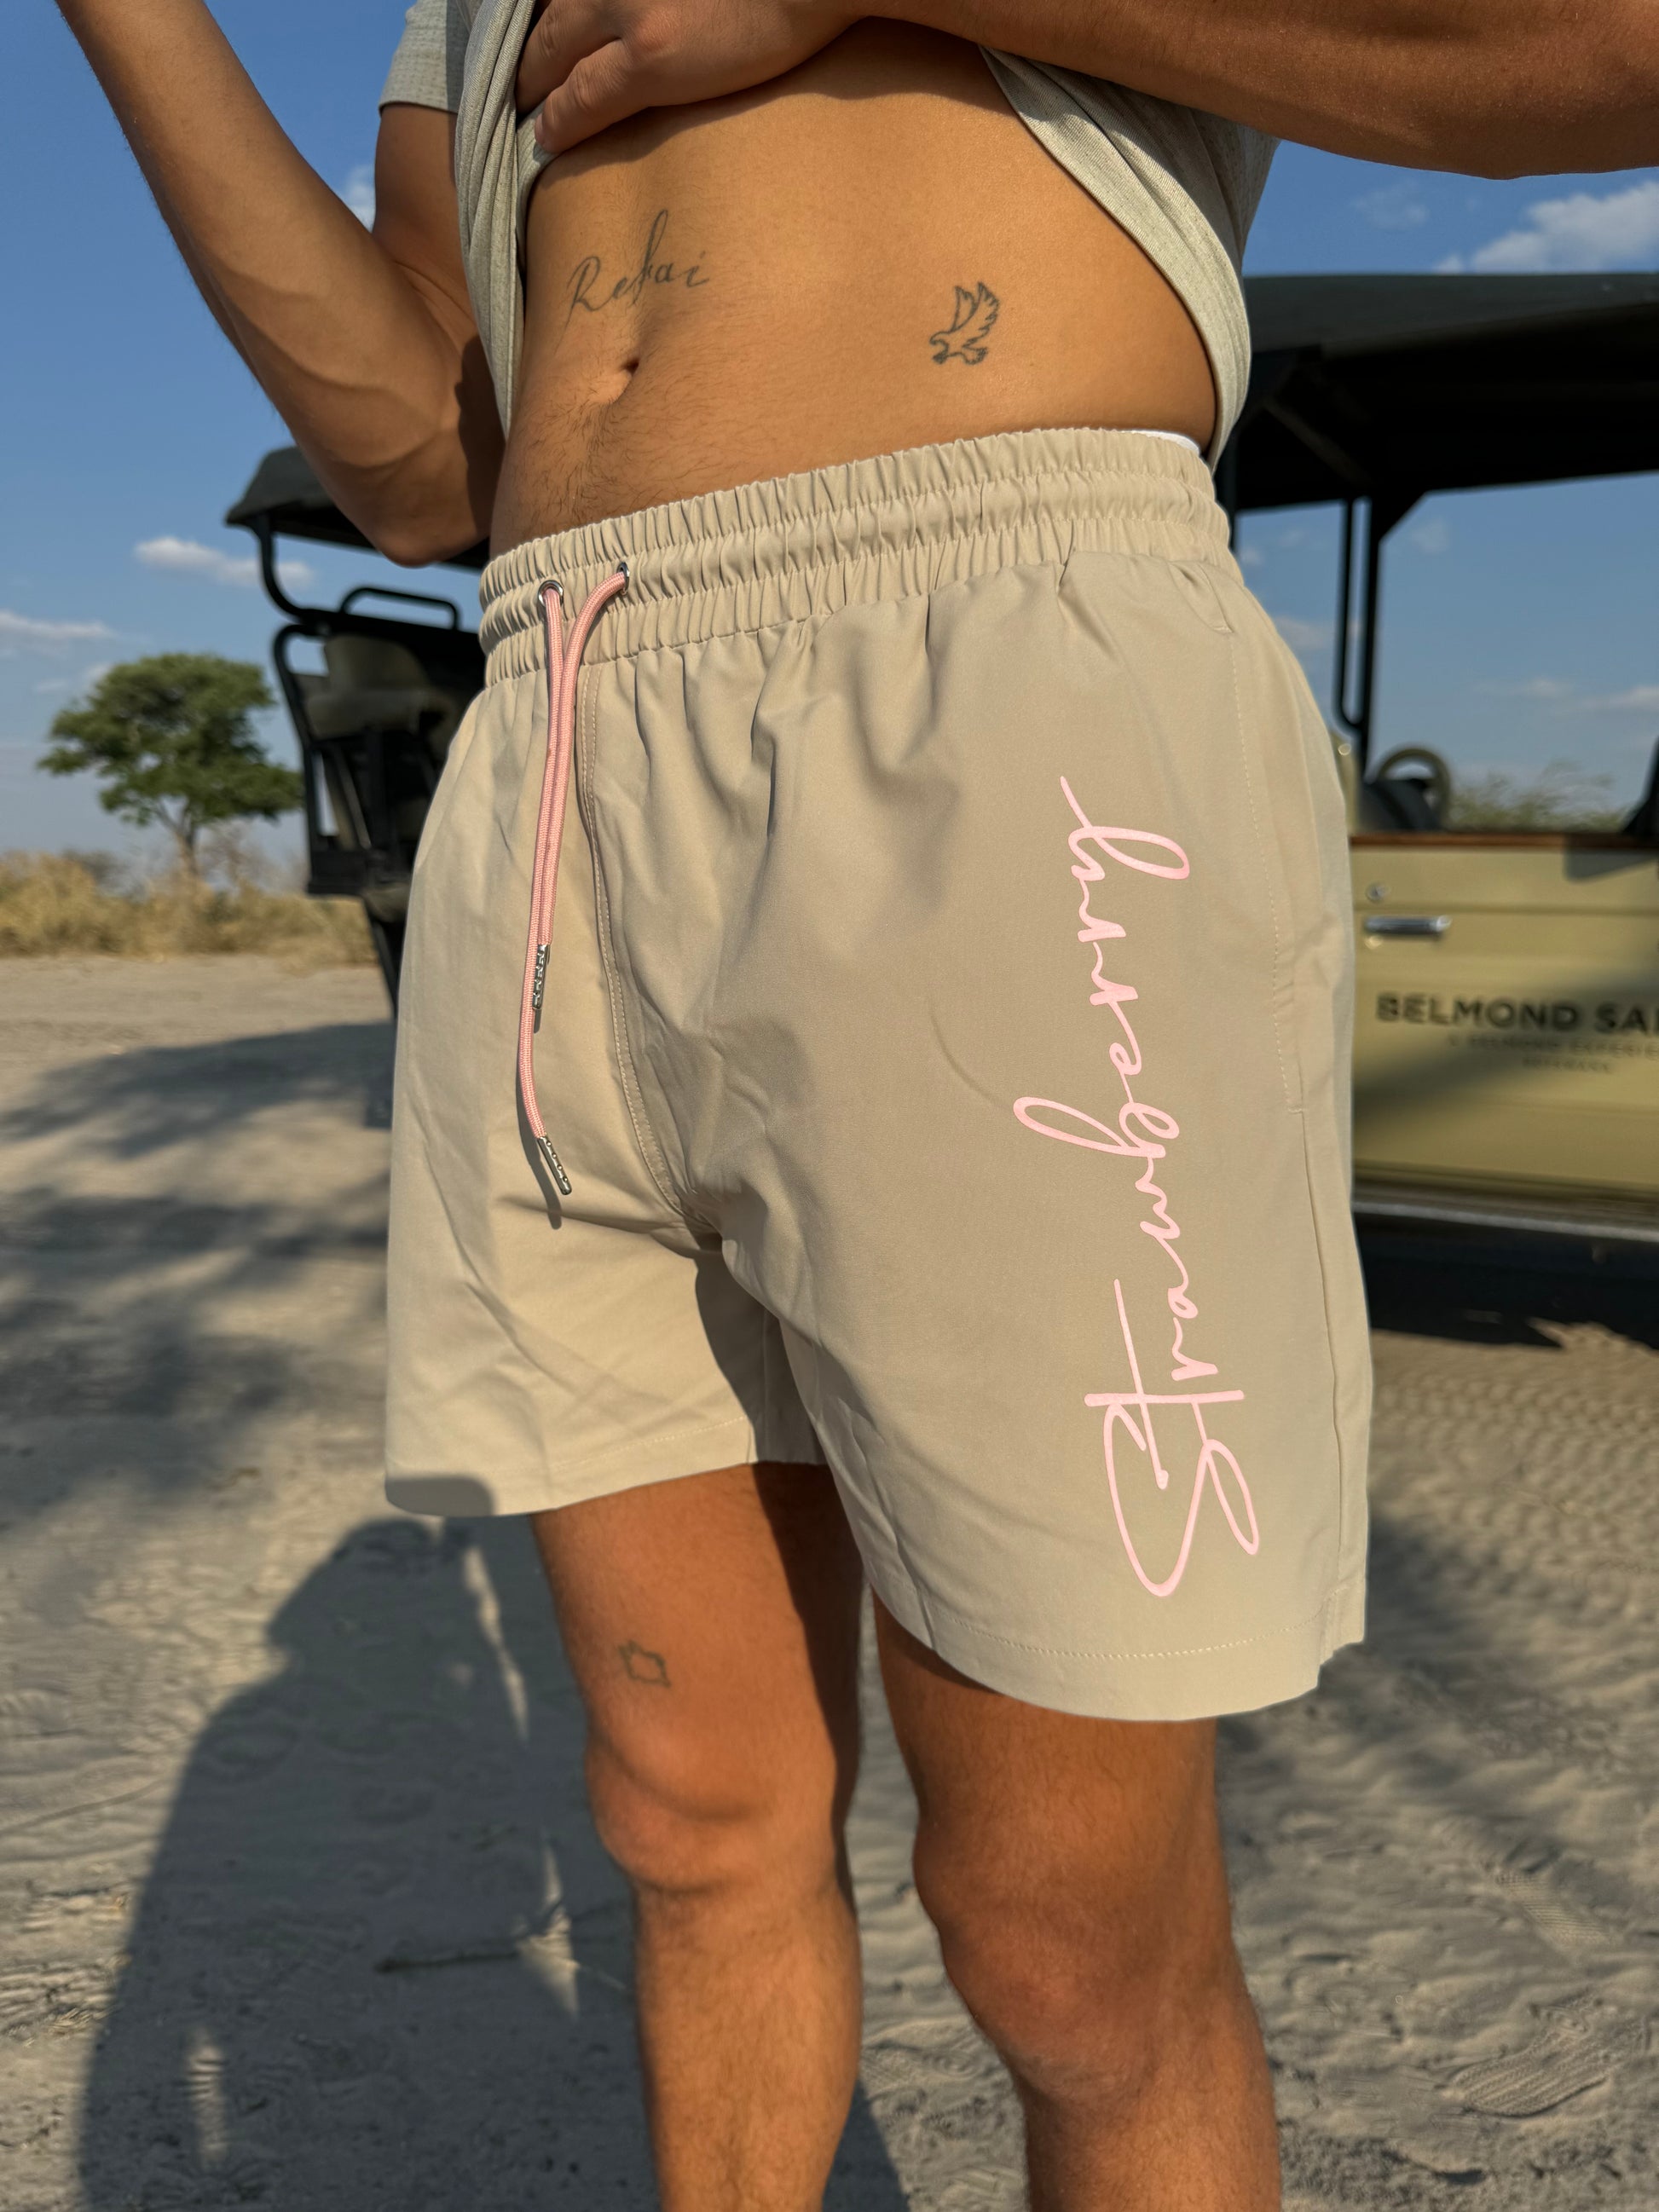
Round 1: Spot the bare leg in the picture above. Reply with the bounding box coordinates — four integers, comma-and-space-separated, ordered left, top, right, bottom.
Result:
532, 1463, 864, 2212
876, 1604, 1279, 2212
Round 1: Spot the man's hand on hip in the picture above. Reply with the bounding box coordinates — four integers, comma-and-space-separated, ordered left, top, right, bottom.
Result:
517, 0, 859, 155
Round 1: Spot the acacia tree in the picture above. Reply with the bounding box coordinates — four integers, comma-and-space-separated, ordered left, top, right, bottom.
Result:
42, 654, 300, 880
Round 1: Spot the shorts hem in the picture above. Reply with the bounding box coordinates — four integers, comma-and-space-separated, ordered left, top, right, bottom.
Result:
875, 1568, 1367, 1721
384, 1412, 825, 1519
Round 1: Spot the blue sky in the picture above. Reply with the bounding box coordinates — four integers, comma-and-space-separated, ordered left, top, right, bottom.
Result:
4, 3, 1658, 860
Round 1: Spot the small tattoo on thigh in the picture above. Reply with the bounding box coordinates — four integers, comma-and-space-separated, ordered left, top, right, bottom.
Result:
930, 281, 1000, 365
618, 1639, 671, 1688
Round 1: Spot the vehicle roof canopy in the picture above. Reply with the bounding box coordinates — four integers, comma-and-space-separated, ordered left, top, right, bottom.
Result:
227, 272, 1659, 568
1238, 272, 1659, 525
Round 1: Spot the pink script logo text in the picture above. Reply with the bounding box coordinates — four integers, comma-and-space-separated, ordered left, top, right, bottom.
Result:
1013, 777, 1260, 1597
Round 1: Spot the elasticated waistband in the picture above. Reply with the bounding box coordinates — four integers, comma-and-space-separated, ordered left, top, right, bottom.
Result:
477, 429, 1232, 683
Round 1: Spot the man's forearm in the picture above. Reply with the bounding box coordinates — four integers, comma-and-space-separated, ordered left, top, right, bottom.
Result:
59, 0, 494, 561
517, 0, 1656, 176
881, 0, 1659, 176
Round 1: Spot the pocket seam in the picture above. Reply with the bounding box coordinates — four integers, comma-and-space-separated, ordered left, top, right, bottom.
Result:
1225, 627, 1299, 1112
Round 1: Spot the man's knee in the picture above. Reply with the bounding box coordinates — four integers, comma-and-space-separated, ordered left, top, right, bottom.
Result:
912, 1809, 1238, 2103
586, 1728, 847, 1911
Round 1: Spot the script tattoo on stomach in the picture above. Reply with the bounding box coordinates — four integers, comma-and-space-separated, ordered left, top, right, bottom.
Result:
564, 209, 710, 326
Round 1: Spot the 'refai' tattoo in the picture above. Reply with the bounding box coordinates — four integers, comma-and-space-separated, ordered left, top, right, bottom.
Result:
565, 210, 710, 326
930, 281, 1001, 365
618, 1638, 671, 1688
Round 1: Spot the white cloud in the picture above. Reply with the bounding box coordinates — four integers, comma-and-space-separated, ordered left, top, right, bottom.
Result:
1270, 613, 1330, 654
343, 163, 375, 227
1475, 675, 1575, 702
1584, 684, 1659, 714
33, 661, 113, 698
1471, 675, 1659, 716
135, 536, 314, 591
136, 535, 257, 586
1438, 177, 1659, 274
1406, 517, 1451, 555
1236, 543, 1264, 570
1354, 182, 1429, 232
0, 608, 117, 653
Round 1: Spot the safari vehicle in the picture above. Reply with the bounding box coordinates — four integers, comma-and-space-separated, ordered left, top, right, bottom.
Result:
1233, 274, 1659, 1245
228, 271, 1659, 1239
226, 445, 487, 999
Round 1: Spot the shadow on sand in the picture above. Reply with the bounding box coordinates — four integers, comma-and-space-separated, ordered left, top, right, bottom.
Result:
0, 1019, 395, 1532
0, 1019, 395, 1161
75, 1516, 907, 2211
9, 1006, 904, 2200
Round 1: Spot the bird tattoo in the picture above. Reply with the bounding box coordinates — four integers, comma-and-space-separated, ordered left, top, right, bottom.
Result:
930, 281, 1001, 365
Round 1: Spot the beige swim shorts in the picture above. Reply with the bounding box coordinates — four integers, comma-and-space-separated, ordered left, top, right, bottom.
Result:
386, 427, 1369, 1719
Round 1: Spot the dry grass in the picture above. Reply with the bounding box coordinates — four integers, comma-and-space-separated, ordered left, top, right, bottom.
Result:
1447, 759, 1626, 833
0, 852, 373, 968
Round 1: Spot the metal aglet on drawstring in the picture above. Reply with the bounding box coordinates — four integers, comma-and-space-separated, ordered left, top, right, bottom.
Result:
516, 563, 630, 1201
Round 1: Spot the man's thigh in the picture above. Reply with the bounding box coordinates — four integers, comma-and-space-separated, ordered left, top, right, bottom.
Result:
531, 1463, 865, 1863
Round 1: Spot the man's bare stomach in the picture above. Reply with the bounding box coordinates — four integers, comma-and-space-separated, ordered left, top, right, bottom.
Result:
490, 23, 1216, 552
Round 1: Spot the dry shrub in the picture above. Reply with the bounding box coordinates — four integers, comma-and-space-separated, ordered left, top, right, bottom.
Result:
0, 852, 373, 968
1447, 759, 1624, 833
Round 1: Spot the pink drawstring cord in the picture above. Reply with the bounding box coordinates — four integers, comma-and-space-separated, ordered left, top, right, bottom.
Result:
517, 563, 629, 1196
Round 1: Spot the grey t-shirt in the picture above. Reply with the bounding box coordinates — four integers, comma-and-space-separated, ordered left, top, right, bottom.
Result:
380, 0, 1274, 461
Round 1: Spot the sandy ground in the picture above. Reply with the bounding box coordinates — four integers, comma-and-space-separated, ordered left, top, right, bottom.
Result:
1, 955, 1656, 2211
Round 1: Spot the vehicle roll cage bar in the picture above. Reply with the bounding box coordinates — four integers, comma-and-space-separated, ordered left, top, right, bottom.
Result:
246, 510, 466, 635
1332, 491, 1405, 750
1217, 271, 1659, 763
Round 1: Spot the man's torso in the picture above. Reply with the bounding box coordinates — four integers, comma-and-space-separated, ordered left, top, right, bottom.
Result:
493, 23, 1217, 550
